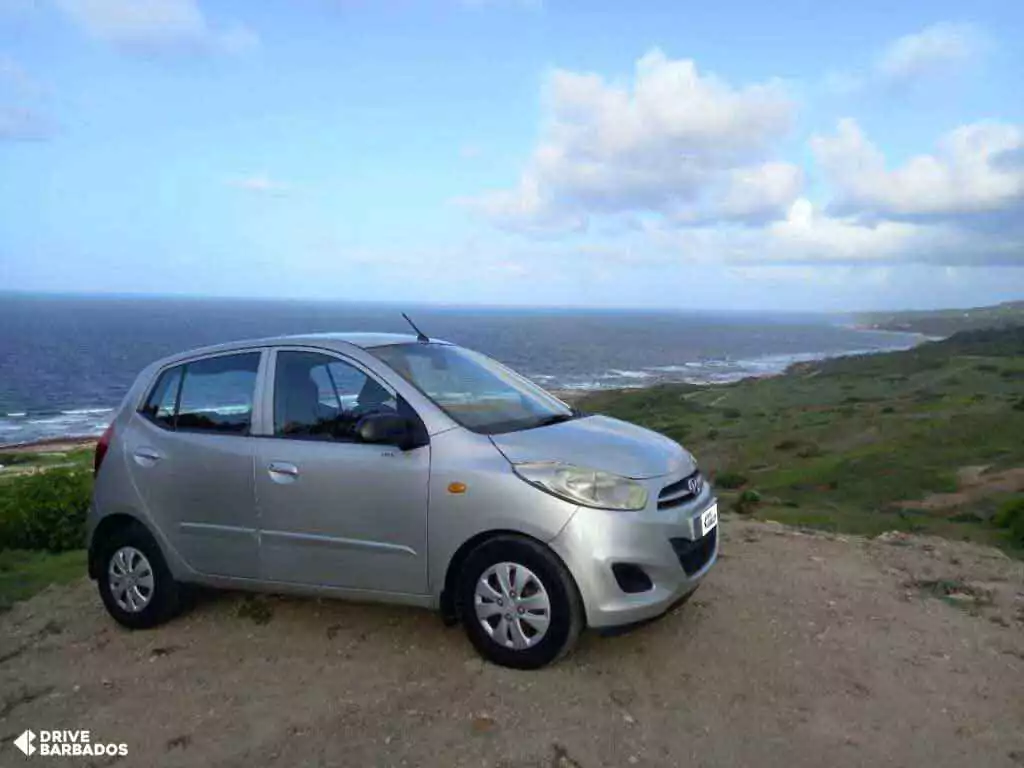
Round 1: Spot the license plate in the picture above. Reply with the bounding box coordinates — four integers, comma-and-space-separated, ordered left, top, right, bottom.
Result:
699, 503, 718, 537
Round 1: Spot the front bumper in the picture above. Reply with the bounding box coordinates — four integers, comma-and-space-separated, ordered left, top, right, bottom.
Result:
549, 482, 718, 628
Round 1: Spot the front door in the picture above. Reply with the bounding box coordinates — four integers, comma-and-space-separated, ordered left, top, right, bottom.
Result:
254, 349, 430, 595
124, 350, 263, 578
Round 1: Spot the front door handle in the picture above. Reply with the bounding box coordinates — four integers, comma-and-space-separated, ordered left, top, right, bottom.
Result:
268, 461, 299, 479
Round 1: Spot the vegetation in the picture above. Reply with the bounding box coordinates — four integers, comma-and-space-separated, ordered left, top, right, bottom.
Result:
0, 450, 93, 609
0, 549, 87, 612
994, 498, 1024, 547
0, 469, 92, 552
856, 300, 1024, 337
580, 327, 1024, 554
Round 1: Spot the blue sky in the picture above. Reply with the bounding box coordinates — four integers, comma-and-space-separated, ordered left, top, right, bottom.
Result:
1, 0, 1023, 310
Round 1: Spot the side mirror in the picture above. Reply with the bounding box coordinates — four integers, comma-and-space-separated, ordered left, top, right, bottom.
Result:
356, 412, 416, 449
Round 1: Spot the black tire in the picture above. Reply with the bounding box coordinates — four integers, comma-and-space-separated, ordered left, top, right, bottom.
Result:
96, 521, 183, 630
458, 535, 583, 670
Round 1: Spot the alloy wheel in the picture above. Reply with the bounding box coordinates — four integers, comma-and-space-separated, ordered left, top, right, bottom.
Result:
474, 561, 551, 650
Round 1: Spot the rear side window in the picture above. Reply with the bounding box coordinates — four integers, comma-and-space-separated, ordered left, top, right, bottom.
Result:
140, 352, 260, 434
140, 365, 184, 429
177, 353, 261, 434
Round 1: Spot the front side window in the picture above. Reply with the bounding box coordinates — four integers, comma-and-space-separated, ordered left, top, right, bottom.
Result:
274, 351, 397, 441
370, 343, 574, 435
175, 353, 261, 434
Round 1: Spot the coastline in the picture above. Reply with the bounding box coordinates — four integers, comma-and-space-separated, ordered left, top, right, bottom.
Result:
0, 436, 98, 455
2, 334, 933, 453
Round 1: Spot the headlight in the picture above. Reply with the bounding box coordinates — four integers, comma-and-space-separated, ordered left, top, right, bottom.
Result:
513, 462, 648, 511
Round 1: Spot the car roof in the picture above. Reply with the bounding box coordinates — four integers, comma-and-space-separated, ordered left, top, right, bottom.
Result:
153, 332, 451, 367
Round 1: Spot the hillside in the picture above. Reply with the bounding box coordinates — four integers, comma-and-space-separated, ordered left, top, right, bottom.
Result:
856, 300, 1024, 336
580, 327, 1024, 552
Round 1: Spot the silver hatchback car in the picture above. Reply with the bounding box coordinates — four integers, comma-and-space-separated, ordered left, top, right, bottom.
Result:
89, 332, 718, 668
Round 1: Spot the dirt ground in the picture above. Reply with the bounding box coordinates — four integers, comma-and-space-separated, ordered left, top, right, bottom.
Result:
2, 517, 1022, 768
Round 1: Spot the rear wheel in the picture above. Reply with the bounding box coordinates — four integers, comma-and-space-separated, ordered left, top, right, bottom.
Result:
458, 536, 583, 669
96, 522, 183, 629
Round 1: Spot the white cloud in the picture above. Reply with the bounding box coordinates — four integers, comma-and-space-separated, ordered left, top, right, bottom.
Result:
0, 56, 44, 97
459, 0, 542, 8
702, 162, 803, 223
53, 0, 259, 55
640, 197, 1022, 267
812, 118, 1024, 218
463, 49, 797, 234
0, 58, 53, 141
0, 106, 53, 141
227, 174, 292, 195
819, 23, 988, 97
877, 22, 986, 84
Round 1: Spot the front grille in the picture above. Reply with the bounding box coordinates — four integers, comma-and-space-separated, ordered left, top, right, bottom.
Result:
658, 470, 704, 510
670, 528, 717, 576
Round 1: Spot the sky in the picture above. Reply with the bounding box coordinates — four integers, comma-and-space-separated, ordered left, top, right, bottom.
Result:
1, 0, 1023, 311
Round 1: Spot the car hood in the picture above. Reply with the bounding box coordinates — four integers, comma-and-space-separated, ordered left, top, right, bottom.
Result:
489, 415, 693, 480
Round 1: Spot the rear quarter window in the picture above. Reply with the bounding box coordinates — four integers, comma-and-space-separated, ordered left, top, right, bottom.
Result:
140, 365, 183, 429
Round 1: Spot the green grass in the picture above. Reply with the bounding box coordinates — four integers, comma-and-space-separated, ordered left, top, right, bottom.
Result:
0, 549, 86, 612
580, 327, 1024, 554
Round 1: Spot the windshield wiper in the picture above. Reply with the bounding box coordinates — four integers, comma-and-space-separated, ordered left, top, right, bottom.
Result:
532, 413, 576, 428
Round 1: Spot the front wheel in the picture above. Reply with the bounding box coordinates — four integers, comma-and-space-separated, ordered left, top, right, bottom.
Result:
458, 536, 583, 669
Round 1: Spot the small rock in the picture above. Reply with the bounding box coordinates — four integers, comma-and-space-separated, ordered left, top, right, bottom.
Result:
609, 689, 635, 707
471, 715, 496, 733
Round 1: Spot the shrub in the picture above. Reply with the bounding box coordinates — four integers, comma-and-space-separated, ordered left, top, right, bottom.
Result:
0, 469, 92, 552
774, 438, 800, 451
714, 471, 748, 490
795, 443, 824, 459
720, 407, 742, 419
993, 497, 1024, 546
705, 428, 719, 440
881, 406, 895, 414
733, 489, 762, 515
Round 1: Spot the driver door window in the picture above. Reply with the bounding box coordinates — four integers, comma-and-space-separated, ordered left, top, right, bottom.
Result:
273, 351, 396, 441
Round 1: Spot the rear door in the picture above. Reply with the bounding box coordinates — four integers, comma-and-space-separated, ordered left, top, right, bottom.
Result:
122, 350, 265, 578
254, 348, 430, 594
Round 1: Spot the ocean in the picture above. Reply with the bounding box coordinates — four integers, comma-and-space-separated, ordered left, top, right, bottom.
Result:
0, 294, 925, 446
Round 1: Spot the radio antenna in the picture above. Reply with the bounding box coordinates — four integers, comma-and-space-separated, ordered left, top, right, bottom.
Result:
401, 313, 430, 343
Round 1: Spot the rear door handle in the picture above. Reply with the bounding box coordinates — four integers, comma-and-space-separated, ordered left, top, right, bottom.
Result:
268, 461, 299, 478
133, 448, 163, 465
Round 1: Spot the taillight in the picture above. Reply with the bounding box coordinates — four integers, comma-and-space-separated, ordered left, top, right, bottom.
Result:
94, 422, 115, 476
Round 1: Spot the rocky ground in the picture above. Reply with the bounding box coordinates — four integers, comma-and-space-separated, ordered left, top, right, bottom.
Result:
2, 517, 1022, 768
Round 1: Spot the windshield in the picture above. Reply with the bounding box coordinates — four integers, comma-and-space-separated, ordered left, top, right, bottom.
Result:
370, 343, 574, 435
